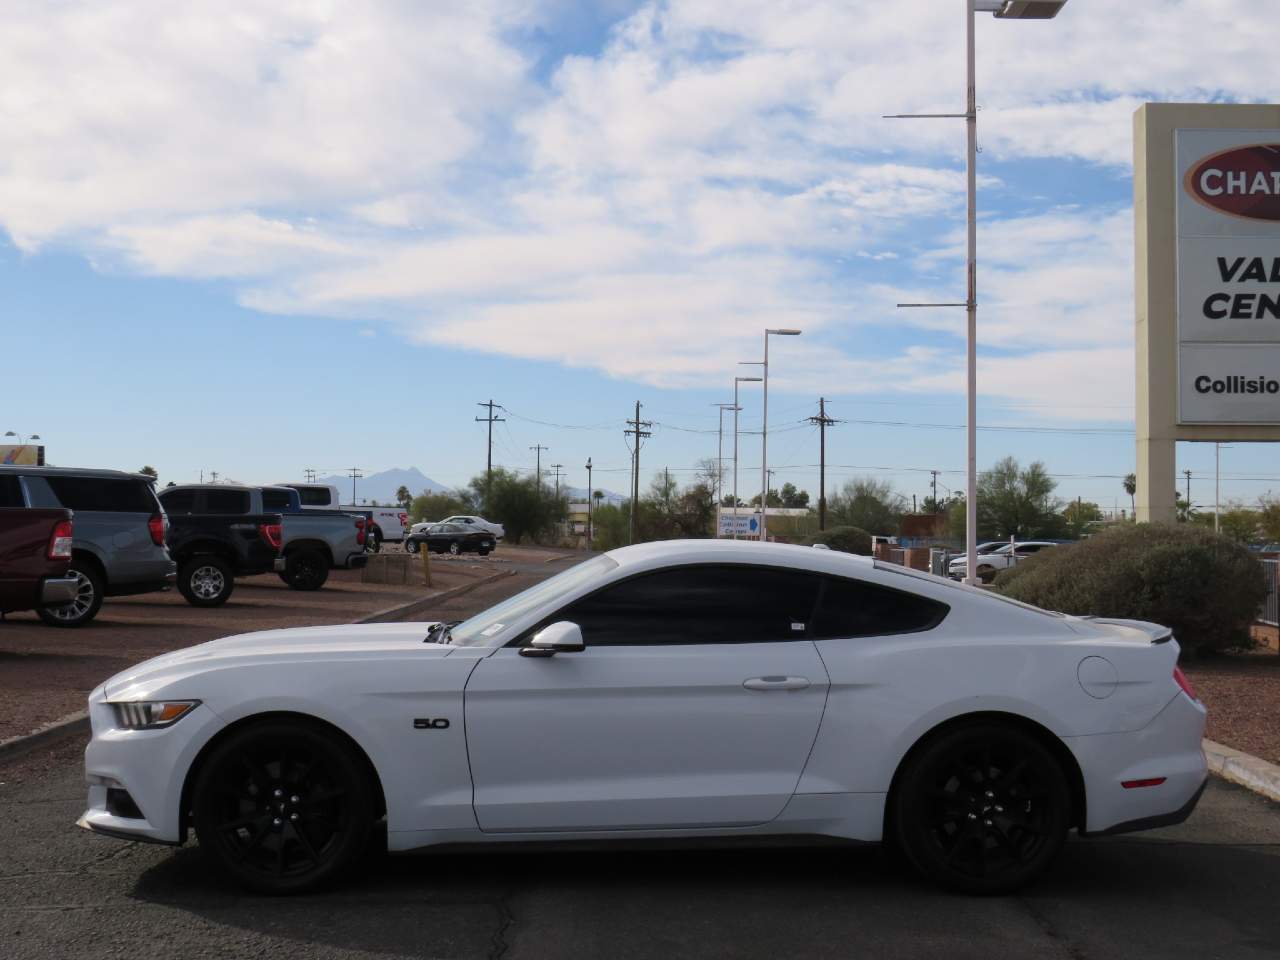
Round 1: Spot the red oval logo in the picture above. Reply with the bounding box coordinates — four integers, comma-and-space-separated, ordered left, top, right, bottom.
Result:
1186, 144, 1280, 221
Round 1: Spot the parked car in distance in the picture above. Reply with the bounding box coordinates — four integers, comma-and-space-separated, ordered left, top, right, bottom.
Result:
948, 540, 1061, 584
160, 485, 369, 603
0, 466, 176, 627
80, 539, 1207, 895
404, 522, 496, 556
0, 505, 78, 616
409, 515, 504, 540
276, 483, 407, 545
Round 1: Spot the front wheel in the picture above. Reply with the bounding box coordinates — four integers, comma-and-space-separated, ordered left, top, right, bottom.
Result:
192, 720, 375, 894
892, 723, 1070, 894
178, 556, 234, 607
403, 538, 419, 555
448, 541, 461, 556
37, 564, 105, 627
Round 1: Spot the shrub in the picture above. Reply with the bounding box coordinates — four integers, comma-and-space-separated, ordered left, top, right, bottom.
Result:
992, 523, 1265, 657
806, 525, 873, 556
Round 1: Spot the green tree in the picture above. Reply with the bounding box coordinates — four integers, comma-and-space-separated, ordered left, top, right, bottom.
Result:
139, 465, 158, 482
465, 467, 563, 544
779, 482, 810, 508
1259, 495, 1280, 542
828, 477, 905, 535
1123, 473, 1136, 516
395, 485, 413, 510
1062, 499, 1104, 538
977, 457, 1063, 540
409, 490, 472, 524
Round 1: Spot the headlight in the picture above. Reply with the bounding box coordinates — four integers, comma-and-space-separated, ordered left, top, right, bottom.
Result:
110, 700, 200, 730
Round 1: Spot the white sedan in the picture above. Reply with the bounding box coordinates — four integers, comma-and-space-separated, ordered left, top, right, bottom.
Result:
79, 539, 1206, 895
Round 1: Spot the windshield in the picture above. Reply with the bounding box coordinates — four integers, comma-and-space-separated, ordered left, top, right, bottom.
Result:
447, 554, 619, 646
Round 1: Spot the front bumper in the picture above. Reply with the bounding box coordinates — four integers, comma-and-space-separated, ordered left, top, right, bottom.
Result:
40, 576, 79, 605
79, 696, 225, 845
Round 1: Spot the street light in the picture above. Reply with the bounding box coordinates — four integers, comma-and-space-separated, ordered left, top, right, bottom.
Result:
4, 431, 40, 444
585, 457, 593, 549
760, 328, 802, 542
711, 402, 738, 523
889, 0, 1068, 584
733, 375, 762, 541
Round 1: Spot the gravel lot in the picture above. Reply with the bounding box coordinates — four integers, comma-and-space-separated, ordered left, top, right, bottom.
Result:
1184, 654, 1280, 765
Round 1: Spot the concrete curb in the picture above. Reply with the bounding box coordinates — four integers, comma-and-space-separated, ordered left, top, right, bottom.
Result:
1203, 738, 1280, 803
355, 568, 517, 624
0, 569, 520, 764
0, 710, 90, 765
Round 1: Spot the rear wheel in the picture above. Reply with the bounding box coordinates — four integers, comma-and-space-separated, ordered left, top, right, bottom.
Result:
404, 538, 419, 555
448, 541, 461, 556
37, 563, 105, 627
893, 723, 1070, 894
192, 721, 375, 895
282, 549, 329, 591
178, 556, 234, 607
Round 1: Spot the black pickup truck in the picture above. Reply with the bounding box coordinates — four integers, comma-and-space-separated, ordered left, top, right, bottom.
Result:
161, 487, 283, 606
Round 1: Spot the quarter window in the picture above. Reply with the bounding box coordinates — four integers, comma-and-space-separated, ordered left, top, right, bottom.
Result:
555, 564, 821, 646
810, 576, 948, 639
0, 475, 24, 508
203, 489, 250, 515
159, 489, 196, 514
45, 477, 157, 513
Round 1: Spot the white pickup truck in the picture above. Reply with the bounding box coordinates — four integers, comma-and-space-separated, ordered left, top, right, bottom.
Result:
278, 483, 408, 545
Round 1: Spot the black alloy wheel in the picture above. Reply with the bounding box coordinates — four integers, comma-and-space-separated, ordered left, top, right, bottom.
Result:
448, 541, 461, 556
283, 549, 329, 591
192, 721, 375, 895
37, 564, 105, 627
893, 723, 1070, 894
178, 556, 234, 607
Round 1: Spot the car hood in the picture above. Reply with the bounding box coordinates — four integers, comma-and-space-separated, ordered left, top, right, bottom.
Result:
103, 621, 451, 700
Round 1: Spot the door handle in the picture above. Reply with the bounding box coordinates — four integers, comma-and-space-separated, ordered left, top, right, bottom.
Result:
743, 676, 810, 692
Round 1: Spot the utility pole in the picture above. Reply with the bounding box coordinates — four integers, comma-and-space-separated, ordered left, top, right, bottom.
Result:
209, 470, 218, 484
475, 400, 505, 503
346, 467, 364, 504
624, 401, 652, 545
529, 445, 548, 494
1184, 468, 1192, 514
931, 470, 940, 510
304, 467, 317, 483
807, 397, 835, 531
550, 464, 565, 501
585, 457, 593, 549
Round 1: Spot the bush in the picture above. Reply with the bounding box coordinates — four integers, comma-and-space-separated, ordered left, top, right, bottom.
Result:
993, 523, 1265, 657
806, 525, 873, 556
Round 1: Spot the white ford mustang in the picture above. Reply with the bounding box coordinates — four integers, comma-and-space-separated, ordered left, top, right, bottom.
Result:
80, 540, 1207, 894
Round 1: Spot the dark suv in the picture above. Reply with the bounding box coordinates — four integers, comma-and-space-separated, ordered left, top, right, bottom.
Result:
0, 466, 176, 626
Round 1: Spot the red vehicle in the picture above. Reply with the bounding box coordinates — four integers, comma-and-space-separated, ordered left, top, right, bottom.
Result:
0, 508, 79, 616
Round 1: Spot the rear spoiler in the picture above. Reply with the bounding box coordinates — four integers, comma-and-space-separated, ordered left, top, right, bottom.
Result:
1079, 616, 1174, 644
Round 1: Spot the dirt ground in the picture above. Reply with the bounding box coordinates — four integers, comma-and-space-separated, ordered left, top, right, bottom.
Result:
1184, 652, 1280, 765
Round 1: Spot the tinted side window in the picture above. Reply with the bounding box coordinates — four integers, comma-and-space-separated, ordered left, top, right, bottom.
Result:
159, 489, 197, 514
46, 476, 156, 513
811, 576, 948, 640
295, 487, 330, 506
558, 565, 820, 646
261, 489, 292, 510
0, 475, 24, 507
204, 490, 250, 514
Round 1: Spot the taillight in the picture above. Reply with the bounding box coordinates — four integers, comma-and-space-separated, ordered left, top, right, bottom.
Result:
147, 512, 166, 546
355, 517, 367, 546
1173, 666, 1198, 702
48, 519, 73, 560
258, 522, 283, 550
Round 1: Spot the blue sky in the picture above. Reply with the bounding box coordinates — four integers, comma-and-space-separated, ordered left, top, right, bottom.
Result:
4, 0, 1280, 514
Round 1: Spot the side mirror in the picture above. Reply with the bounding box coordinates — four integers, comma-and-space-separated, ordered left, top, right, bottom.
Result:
519, 621, 585, 658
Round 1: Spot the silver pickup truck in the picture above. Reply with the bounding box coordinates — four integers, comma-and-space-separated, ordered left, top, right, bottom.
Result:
159, 484, 368, 594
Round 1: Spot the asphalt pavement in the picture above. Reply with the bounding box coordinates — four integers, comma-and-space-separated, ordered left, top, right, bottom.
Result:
4, 737, 1279, 960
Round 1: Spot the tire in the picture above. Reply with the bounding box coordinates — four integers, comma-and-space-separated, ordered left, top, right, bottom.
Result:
178, 556, 234, 607
404, 539, 419, 555
892, 722, 1070, 895
282, 549, 330, 591
448, 541, 461, 556
192, 720, 375, 895
37, 562, 105, 627
478, 548, 490, 557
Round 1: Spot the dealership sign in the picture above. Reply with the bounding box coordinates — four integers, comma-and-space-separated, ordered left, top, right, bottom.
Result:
1177, 130, 1280, 423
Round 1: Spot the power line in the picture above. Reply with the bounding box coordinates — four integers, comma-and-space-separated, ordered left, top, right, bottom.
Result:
808, 398, 836, 530
625, 401, 652, 544
475, 399, 506, 502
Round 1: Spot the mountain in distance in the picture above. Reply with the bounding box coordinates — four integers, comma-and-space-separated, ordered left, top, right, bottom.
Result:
316, 466, 452, 505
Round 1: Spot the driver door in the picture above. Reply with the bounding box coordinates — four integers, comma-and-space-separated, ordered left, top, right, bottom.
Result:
463, 564, 830, 833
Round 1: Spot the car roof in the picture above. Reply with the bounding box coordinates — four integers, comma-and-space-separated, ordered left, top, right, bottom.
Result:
0, 465, 154, 482
603, 538, 875, 575
163, 483, 255, 492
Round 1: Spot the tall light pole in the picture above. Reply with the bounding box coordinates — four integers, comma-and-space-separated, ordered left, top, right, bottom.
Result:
3, 431, 40, 445
585, 457, 593, 548
712, 402, 736, 530
888, 0, 1068, 583
733, 375, 762, 540
759, 329, 801, 542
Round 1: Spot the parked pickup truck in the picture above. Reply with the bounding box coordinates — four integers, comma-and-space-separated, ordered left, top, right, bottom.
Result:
159, 485, 368, 604
0, 507, 79, 617
277, 483, 408, 545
